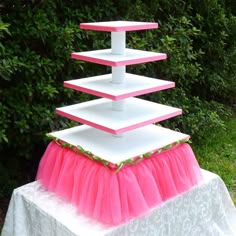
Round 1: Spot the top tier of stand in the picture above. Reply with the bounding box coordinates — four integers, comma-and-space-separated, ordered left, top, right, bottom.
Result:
80, 21, 158, 32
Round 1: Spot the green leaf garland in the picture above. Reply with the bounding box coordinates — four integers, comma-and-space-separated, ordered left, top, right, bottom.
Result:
46, 133, 190, 172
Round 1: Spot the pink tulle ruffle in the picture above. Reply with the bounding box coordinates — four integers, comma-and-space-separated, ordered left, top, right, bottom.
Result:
36, 141, 202, 225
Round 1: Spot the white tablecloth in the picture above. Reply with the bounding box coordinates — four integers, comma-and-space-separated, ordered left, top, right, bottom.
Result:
1, 170, 236, 236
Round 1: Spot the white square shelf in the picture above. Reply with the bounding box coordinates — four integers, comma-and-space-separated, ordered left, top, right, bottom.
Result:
49, 124, 190, 164
56, 97, 182, 134
80, 21, 158, 32
64, 73, 174, 100
71, 49, 167, 66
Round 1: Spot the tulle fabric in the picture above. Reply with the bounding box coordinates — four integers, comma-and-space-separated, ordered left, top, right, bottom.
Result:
36, 141, 203, 225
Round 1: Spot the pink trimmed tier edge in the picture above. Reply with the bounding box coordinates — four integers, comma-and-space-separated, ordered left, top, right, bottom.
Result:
36, 141, 203, 225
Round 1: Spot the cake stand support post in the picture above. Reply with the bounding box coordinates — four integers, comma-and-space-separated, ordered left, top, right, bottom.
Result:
111, 31, 126, 55
112, 66, 125, 84
111, 32, 126, 112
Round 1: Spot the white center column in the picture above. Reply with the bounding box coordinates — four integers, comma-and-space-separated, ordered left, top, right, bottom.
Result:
111, 31, 126, 112
111, 31, 125, 55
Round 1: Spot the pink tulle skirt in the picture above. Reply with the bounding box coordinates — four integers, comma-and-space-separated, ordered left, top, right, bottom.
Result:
36, 141, 202, 225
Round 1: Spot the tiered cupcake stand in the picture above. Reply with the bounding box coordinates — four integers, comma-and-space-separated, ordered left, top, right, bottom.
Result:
2, 21, 236, 236
36, 21, 203, 225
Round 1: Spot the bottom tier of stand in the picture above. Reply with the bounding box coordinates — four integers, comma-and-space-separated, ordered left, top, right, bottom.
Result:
47, 124, 190, 164
36, 141, 203, 225
2, 170, 236, 236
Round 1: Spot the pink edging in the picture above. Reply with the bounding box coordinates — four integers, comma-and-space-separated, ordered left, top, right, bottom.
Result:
64, 81, 175, 100
80, 22, 158, 32
56, 109, 116, 134
71, 53, 167, 66
115, 110, 182, 134
55, 109, 182, 134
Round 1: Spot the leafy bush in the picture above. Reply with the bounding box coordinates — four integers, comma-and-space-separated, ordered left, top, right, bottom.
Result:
0, 0, 235, 196
126, 0, 235, 138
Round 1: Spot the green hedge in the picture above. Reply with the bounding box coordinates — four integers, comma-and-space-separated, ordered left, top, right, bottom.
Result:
0, 0, 235, 196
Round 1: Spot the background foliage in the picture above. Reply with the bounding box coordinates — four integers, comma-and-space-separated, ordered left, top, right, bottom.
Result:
0, 0, 235, 197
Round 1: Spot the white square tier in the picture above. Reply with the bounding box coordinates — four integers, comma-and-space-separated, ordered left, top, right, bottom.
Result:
64, 73, 174, 100
48, 124, 189, 164
56, 98, 182, 134
71, 49, 167, 66
80, 21, 158, 32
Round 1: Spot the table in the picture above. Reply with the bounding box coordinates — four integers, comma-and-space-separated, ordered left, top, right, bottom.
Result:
2, 170, 236, 236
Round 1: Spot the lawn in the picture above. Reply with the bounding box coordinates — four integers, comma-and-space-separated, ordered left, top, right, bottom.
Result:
192, 112, 236, 204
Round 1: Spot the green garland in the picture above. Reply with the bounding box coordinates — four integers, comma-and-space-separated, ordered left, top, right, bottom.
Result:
46, 133, 191, 172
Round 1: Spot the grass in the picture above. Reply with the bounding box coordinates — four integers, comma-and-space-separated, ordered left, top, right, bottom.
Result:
192, 112, 236, 204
